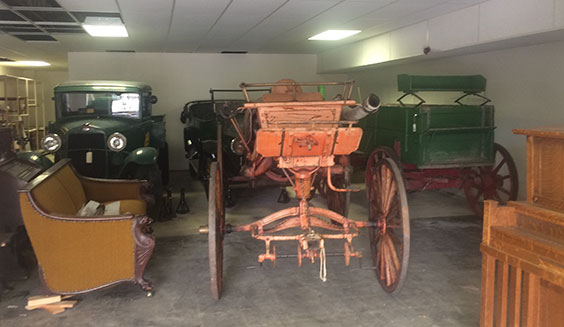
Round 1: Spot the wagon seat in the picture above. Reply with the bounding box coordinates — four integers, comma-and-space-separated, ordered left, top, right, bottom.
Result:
253, 79, 363, 169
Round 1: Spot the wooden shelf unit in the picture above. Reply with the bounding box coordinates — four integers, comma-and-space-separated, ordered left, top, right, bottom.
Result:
0, 75, 45, 151
481, 126, 564, 327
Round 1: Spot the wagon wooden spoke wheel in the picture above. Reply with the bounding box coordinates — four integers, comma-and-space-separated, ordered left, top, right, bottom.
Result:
366, 154, 410, 293
208, 161, 225, 300
463, 143, 518, 216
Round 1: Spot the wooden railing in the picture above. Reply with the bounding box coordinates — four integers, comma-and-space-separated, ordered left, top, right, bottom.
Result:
481, 126, 564, 327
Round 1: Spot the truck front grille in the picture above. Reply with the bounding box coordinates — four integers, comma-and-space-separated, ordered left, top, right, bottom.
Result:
67, 133, 107, 178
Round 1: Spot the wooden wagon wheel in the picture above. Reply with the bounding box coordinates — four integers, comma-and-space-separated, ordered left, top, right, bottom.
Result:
365, 146, 402, 182
463, 143, 519, 216
208, 161, 225, 300
366, 154, 410, 293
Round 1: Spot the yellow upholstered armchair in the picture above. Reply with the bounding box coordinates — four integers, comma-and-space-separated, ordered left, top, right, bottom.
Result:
18, 159, 155, 295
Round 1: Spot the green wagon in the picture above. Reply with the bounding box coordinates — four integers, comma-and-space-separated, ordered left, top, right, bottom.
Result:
359, 74, 518, 216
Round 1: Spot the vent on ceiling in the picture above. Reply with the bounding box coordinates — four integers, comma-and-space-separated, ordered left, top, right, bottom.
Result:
2, 0, 60, 7
0, 10, 24, 21
0, 26, 42, 33
18, 10, 74, 23
0, 23, 34, 28
105, 50, 136, 53
71, 12, 122, 23
221, 50, 248, 54
34, 24, 79, 28
45, 27, 85, 33
14, 34, 57, 41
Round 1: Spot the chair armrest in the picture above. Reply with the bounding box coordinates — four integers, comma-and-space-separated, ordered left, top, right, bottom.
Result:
79, 176, 151, 203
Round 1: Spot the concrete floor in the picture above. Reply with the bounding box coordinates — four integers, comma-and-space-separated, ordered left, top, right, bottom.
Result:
1, 171, 482, 327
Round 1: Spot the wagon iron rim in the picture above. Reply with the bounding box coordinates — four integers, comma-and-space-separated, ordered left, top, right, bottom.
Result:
208, 161, 225, 300
366, 153, 410, 293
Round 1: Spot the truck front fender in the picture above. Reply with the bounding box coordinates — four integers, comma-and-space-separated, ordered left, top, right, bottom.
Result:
123, 147, 158, 168
16, 151, 53, 170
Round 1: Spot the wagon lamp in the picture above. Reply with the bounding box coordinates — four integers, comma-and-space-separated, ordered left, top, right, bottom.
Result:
107, 133, 127, 152
41, 134, 62, 153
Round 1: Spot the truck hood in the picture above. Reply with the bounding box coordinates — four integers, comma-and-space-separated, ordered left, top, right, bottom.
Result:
50, 116, 141, 135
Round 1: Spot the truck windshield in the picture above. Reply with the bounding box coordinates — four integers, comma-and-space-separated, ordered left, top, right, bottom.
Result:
56, 92, 141, 118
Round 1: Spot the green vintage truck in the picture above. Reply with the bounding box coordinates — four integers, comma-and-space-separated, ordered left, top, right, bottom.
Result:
41, 80, 169, 202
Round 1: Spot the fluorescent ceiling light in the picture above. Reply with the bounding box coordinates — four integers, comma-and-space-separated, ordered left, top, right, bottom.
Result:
0, 61, 50, 67
83, 16, 128, 37
308, 30, 361, 41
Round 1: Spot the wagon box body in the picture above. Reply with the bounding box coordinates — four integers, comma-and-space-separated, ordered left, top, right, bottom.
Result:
360, 103, 495, 168
357, 74, 518, 217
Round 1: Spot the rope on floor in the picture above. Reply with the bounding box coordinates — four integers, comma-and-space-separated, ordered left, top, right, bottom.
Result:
319, 247, 327, 282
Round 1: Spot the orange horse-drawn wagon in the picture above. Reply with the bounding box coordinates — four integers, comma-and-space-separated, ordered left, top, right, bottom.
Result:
200, 80, 410, 299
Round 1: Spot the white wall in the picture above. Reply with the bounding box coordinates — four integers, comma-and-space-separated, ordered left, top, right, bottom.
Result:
68, 52, 346, 170
32, 70, 68, 123
349, 40, 564, 199
0, 66, 24, 76
319, 0, 564, 73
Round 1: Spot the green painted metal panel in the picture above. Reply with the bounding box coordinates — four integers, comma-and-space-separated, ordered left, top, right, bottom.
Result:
360, 104, 495, 168
359, 74, 496, 168
397, 74, 487, 93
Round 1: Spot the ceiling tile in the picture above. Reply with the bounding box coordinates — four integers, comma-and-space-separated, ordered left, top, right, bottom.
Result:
368, 0, 447, 19
263, 0, 339, 24
261, 1, 394, 44
204, 0, 287, 40
117, 0, 174, 48
313, 0, 396, 23
167, 0, 230, 46
235, 1, 340, 50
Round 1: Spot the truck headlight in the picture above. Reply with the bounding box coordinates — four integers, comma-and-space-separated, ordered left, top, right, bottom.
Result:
107, 132, 127, 152
41, 133, 62, 152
